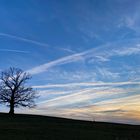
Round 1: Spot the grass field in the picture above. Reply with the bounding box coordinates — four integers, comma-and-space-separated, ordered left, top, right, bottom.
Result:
0, 113, 140, 140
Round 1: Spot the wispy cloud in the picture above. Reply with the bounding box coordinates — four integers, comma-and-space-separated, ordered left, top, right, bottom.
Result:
59, 48, 76, 54
118, 11, 140, 32
29, 84, 140, 124
0, 32, 49, 47
96, 67, 120, 79
37, 82, 140, 107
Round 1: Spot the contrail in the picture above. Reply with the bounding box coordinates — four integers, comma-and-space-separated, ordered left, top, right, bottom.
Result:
0, 49, 29, 54
32, 81, 140, 89
27, 39, 140, 75
0, 32, 74, 53
0, 32, 49, 47
26, 52, 84, 75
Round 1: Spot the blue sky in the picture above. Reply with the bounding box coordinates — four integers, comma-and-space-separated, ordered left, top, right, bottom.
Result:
0, 0, 140, 124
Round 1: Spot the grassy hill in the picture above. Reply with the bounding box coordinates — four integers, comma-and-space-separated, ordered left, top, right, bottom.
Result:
0, 113, 140, 140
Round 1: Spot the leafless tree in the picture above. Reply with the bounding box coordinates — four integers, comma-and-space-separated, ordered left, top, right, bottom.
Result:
0, 67, 37, 115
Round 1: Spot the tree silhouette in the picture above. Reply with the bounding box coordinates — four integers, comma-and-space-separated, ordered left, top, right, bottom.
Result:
0, 67, 37, 115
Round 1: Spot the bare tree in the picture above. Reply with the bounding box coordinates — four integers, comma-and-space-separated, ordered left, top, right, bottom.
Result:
0, 67, 37, 115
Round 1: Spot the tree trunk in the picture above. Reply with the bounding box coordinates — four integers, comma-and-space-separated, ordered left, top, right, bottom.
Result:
9, 94, 15, 115
9, 103, 14, 115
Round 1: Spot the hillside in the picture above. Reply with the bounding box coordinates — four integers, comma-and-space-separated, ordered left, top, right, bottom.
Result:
0, 113, 140, 140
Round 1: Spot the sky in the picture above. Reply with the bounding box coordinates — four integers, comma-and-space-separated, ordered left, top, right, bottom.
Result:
0, 0, 140, 124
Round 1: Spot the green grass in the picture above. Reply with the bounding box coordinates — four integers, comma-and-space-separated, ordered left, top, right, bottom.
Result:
0, 113, 140, 140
